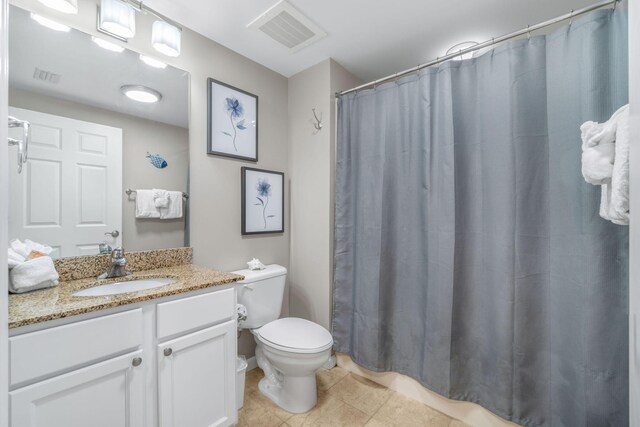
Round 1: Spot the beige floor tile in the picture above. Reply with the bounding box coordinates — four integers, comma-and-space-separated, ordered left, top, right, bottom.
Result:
367, 393, 454, 427
237, 394, 286, 427
327, 373, 393, 415
316, 366, 350, 391
287, 391, 370, 427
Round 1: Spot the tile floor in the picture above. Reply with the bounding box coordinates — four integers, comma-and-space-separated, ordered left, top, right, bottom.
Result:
237, 366, 469, 427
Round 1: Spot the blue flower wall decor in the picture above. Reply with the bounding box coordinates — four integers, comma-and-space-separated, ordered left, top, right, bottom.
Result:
207, 78, 258, 162
221, 97, 247, 152
253, 178, 275, 229
241, 167, 284, 235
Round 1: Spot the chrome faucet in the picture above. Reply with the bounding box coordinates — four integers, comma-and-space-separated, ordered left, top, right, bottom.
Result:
97, 247, 132, 279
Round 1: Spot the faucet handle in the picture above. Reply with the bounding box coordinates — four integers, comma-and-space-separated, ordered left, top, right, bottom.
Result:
111, 247, 124, 258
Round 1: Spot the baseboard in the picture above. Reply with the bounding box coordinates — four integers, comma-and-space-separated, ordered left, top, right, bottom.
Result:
246, 356, 258, 372
336, 353, 519, 427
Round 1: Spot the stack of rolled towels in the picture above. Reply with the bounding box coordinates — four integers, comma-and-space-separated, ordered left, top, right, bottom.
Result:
8, 239, 59, 293
580, 104, 630, 225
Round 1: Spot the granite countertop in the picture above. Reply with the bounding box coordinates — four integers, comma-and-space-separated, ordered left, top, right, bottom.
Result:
9, 264, 244, 329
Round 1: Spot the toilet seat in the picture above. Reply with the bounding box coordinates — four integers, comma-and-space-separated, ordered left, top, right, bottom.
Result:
254, 317, 333, 354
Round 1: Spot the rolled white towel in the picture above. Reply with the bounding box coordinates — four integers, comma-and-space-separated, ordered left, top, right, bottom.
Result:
581, 141, 615, 185
10, 239, 29, 259
8, 250, 25, 269
9, 256, 59, 294
24, 239, 53, 255
153, 189, 170, 208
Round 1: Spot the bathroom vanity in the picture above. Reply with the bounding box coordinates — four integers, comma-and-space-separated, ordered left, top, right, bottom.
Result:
8, 249, 242, 427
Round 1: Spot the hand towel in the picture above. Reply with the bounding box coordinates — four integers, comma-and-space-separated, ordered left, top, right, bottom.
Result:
608, 105, 630, 225
153, 189, 170, 208
135, 189, 161, 218
9, 256, 59, 293
159, 191, 183, 219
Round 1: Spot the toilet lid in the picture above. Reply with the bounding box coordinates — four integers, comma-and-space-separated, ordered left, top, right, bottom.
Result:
257, 317, 333, 351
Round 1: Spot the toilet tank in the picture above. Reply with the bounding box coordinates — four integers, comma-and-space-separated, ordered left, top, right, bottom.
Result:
233, 264, 287, 329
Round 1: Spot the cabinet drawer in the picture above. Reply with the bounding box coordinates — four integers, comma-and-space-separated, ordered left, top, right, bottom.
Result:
156, 288, 235, 339
10, 308, 142, 387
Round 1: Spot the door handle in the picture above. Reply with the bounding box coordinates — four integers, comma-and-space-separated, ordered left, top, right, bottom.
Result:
8, 116, 31, 174
105, 230, 120, 238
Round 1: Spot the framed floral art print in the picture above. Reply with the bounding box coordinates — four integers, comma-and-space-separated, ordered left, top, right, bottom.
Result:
241, 167, 284, 235
207, 78, 258, 161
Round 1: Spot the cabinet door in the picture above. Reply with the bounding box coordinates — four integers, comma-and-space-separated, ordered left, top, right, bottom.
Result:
10, 350, 144, 427
158, 320, 236, 427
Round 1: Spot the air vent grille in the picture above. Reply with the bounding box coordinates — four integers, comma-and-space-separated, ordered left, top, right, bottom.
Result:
33, 67, 61, 84
248, 1, 326, 52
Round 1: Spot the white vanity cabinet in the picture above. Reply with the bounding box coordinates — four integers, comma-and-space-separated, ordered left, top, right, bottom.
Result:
8, 286, 237, 427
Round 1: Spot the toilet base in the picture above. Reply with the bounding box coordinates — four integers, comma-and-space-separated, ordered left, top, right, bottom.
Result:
258, 374, 318, 413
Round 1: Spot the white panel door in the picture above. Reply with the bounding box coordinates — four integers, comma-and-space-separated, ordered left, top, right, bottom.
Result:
157, 320, 237, 427
8, 107, 122, 258
10, 350, 144, 427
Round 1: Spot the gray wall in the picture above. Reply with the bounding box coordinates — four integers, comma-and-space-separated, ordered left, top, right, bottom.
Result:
287, 59, 360, 330
8, 87, 189, 252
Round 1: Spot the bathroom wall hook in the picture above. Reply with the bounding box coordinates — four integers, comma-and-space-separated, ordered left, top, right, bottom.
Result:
312, 108, 323, 132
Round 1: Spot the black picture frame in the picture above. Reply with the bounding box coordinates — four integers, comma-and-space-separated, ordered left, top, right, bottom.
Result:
207, 78, 258, 161
241, 167, 285, 235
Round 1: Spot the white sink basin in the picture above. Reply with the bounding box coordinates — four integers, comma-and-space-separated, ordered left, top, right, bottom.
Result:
73, 277, 176, 297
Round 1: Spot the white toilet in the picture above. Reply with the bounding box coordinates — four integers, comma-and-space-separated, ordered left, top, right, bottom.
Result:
233, 264, 333, 413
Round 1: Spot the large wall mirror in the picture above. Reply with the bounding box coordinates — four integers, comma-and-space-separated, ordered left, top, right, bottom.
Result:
7, 5, 189, 258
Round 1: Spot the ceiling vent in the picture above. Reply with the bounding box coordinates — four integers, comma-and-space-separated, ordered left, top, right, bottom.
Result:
247, 0, 326, 53
33, 67, 61, 84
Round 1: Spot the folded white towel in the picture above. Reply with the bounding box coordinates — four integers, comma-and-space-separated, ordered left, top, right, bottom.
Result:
609, 105, 630, 225
159, 191, 183, 219
153, 189, 170, 208
9, 256, 59, 294
589, 105, 630, 225
135, 189, 160, 218
10, 239, 29, 259
8, 239, 54, 269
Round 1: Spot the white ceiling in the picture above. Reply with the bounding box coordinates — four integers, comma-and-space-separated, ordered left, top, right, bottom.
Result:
9, 5, 189, 128
144, 0, 597, 82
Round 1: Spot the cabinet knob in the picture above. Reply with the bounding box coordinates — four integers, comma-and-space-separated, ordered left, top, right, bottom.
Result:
164, 348, 173, 357
132, 357, 143, 367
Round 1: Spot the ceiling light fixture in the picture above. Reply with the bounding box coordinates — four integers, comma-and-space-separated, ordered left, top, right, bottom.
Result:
120, 85, 162, 103
152, 20, 181, 57
99, 0, 136, 39
37, 0, 77, 14
92, 36, 125, 52
446, 41, 480, 61
30, 13, 71, 32
139, 54, 167, 69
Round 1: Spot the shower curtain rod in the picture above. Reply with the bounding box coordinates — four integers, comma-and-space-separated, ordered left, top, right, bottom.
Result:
336, 0, 619, 97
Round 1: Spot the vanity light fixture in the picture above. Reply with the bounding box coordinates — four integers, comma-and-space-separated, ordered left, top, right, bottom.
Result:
37, 0, 77, 14
95, 0, 183, 57
120, 85, 162, 103
30, 13, 71, 32
445, 41, 480, 60
99, 0, 136, 39
92, 36, 125, 52
139, 54, 168, 69
152, 20, 181, 57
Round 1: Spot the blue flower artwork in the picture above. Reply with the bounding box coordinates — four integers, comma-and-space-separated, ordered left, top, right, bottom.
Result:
208, 79, 258, 161
253, 178, 276, 229
221, 97, 247, 152
242, 167, 284, 235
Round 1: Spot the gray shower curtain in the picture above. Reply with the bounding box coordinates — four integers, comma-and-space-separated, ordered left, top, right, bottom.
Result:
333, 9, 628, 427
